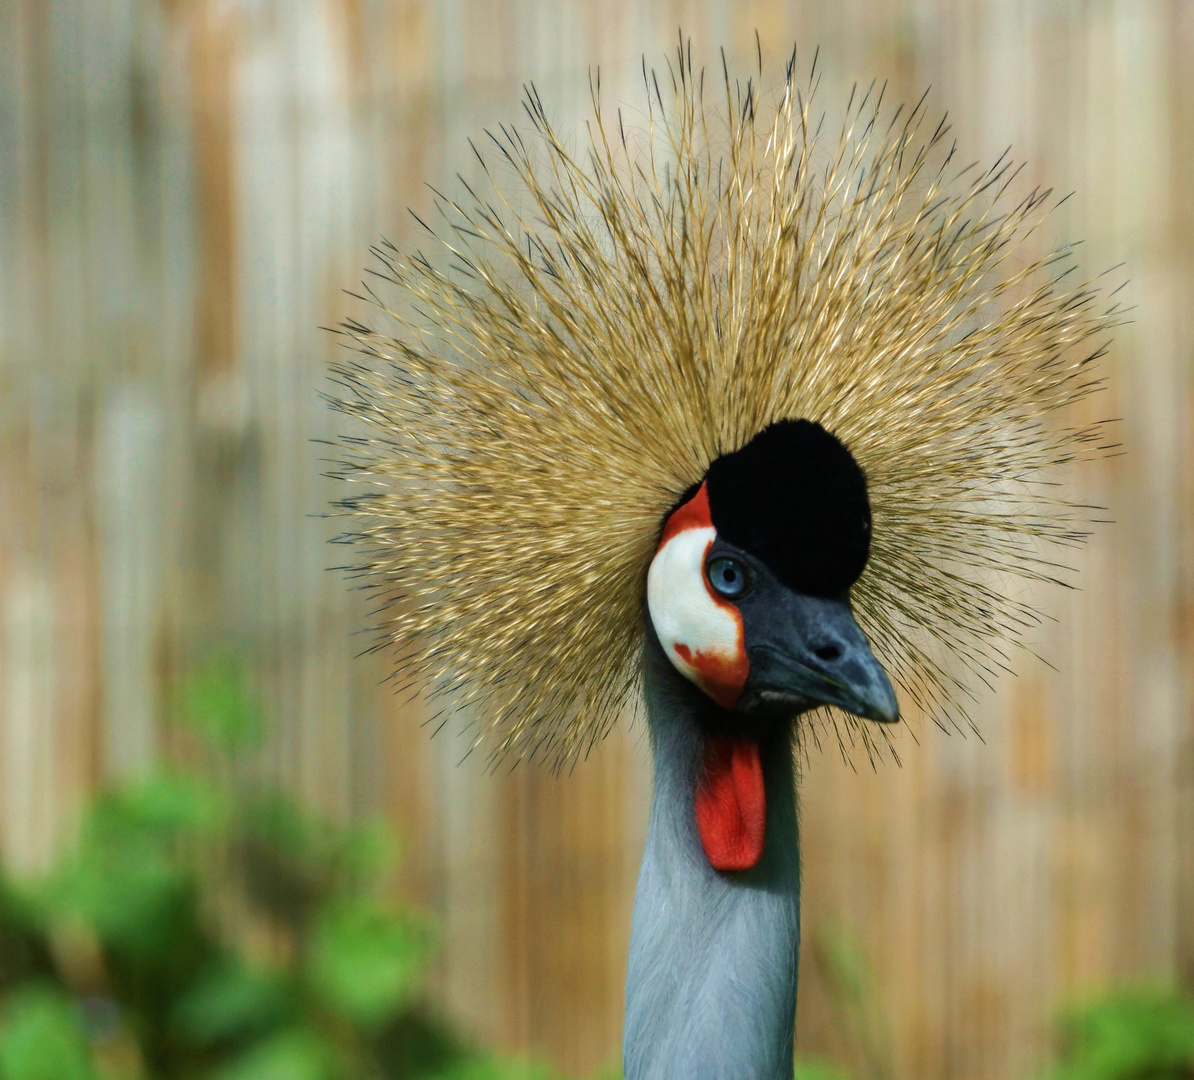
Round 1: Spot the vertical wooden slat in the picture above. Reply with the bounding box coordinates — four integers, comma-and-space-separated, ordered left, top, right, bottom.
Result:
95, 389, 167, 776
1171, 0, 1194, 995
0, 571, 57, 873
192, 0, 238, 382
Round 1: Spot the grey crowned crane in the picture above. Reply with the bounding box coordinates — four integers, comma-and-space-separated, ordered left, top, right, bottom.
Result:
329, 45, 1115, 1080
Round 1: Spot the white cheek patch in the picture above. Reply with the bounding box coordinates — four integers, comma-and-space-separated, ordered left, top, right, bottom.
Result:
647, 526, 748, 708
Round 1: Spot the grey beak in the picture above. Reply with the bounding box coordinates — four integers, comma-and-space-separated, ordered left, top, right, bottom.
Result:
743, 594, 900, 724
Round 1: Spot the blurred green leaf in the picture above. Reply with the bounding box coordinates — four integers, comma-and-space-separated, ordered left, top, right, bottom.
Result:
39, 778, 221, 962
172, 963, 292, 1046
428, 1057, 561, 1080
338, 819, 400, 888
48, 841, 188, 959
210, 1029, 333, 1080
176, 653, 263, 753
1044, 985, 1194, 1080
793, 1055, 852, 1080
86, 776, 228, 855
305, 898, 428, 1027
0, 643, 558, 1080
0, 985, 94, 1080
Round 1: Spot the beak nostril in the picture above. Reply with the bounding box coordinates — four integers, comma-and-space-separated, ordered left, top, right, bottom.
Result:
813, 643, 842, 663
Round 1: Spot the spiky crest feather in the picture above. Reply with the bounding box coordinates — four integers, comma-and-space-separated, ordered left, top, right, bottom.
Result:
327, 45, 1118, 767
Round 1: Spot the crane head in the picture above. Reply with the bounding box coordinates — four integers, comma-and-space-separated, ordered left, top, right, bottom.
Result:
329, 55, 1113, 769
647, 419, 899, 728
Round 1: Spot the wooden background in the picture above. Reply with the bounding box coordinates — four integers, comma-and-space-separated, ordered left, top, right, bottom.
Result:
1, 1, 1191, 1078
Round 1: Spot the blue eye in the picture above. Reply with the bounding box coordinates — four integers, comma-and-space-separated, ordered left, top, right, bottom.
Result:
706, 556, 749, 599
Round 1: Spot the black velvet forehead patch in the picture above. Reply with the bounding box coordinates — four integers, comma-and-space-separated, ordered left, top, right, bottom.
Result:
704, 419, 871, 597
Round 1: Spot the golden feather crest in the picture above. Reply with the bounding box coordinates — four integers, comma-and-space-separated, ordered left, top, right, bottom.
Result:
328, 47, 1118, 766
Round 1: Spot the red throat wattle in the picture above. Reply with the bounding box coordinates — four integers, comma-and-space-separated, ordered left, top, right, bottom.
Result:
694, 736, 766, 871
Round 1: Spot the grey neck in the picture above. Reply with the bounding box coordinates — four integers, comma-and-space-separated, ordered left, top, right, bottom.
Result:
623, 637, 802, 1080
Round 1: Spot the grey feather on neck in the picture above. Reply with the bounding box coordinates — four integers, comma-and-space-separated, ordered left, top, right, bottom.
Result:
623, 634, 802, 1080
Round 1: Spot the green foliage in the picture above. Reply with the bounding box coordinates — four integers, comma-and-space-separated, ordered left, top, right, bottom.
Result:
175, 651, 265, 753
171, 964, 292, 1046
0, 986, 94, 1080
306, 899, 428, 1027
43, 775, 223, 963
0, 653, 563, 1080
793, 1056, 852, 1080
212, 1029, 335, 1080
428, 1060, 562, 1080
1043, 985, 1194, 1080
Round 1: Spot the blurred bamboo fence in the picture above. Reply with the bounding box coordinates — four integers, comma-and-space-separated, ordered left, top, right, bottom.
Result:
0, 1, 1191, 1078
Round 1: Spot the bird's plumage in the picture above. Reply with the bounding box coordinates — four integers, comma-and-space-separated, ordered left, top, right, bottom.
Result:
328, 45, 1116, 765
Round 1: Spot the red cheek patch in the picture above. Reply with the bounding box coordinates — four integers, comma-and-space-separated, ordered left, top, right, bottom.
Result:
673, 642, 748, 709
695, 736, 766, 871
